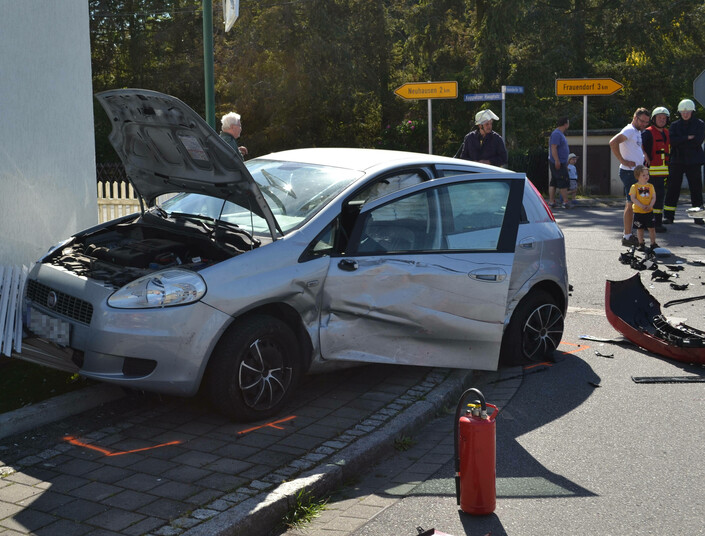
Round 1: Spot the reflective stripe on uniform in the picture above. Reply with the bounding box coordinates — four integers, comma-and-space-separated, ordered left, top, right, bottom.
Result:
649, 164, 668, 176
664, 204, 677, 211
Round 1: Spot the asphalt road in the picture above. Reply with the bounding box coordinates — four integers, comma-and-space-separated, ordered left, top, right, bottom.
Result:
289, 204, 705, 536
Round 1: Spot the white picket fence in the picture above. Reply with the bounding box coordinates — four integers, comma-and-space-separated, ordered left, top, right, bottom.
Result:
0, 265, 28, 356
97, 181, 140, 223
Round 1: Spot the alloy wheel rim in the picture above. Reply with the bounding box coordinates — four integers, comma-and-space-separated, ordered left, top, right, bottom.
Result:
522, 304, 564, 361
238, 337, 292, 410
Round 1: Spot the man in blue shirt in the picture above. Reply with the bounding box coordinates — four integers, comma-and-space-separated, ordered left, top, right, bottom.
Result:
548, 116, 571, 208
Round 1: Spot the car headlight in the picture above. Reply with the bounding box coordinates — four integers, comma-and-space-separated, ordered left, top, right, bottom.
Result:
108, 269, 207, 309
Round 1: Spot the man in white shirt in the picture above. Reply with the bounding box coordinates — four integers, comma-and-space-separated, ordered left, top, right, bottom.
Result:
609, 108, 650, 247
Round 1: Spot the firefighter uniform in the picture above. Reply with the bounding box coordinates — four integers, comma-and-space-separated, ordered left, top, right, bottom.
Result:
642, 122, 669, 231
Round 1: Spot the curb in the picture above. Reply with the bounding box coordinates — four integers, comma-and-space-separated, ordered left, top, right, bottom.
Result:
180, 368, 474, 536
0, 384, 125, 440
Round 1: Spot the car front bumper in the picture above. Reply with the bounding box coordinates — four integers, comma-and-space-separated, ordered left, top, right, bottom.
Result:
14, 264, 232, 397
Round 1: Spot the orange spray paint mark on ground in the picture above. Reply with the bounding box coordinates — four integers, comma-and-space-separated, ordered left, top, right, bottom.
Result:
559, 341, 590, 354
237, 415, 297, 436
63, 436, 182, 457
522, 342, 590, 370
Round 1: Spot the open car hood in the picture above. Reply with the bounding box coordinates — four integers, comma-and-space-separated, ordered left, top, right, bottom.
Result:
96, 89, 279, 238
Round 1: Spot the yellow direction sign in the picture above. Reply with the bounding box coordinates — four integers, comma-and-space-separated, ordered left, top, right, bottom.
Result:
556, 78, 623, 96
394, 81, 458, 100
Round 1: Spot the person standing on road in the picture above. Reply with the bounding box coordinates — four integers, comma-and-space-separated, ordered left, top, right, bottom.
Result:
642, 107, 671, 233
457, 109, 508, 167
567, 152, 579, 205
662, 99, 705, 225
629, 165, 658, 252
220, 112, 248, 161
609, 108, 650, 246
548, 116, 571, 209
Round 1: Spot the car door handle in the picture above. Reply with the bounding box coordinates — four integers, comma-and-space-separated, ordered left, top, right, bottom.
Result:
468, 268, 507, 282
519, 237, 536, 249
338, 259, 359, 272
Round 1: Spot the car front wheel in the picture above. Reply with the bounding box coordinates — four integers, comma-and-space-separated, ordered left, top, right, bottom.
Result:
206, 315, 300, 422
500, 290, 564, 366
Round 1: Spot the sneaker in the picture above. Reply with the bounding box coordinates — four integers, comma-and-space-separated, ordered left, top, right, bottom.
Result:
622, 235, 639, 247
637, 243, 646, 252
649, 243, 660, 251
548, 202, 556, 208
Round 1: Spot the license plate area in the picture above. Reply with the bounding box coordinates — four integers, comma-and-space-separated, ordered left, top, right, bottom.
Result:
28, 307, 71, 346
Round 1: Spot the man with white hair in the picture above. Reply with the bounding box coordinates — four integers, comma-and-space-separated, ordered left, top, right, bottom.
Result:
457, 109, 507, 167
219, 111, 248, 161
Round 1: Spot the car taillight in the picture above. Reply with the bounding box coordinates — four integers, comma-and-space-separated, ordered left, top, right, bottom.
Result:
527, 180, 555, 222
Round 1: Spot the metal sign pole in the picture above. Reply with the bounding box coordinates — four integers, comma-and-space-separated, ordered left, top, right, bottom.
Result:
428, 98, 433, 154
582, 96, 588, 190
501, 86, 506, 139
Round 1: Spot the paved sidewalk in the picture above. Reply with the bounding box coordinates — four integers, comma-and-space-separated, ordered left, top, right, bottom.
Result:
278, 366, 523, 536
0, 364, 474, 536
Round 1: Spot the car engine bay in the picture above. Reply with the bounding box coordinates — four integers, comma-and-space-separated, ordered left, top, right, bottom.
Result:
44, 212, 260, 289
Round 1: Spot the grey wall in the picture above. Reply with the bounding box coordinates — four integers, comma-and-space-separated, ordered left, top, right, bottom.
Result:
0, 1, 97, 267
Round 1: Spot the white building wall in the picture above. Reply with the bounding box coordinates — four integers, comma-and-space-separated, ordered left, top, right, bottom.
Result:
0, 1, 97, 267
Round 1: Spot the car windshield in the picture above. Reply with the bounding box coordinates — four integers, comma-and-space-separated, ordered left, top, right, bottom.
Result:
157, 159, 363, 236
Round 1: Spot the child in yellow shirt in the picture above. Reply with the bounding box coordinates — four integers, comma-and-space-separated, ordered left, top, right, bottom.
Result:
629, 165, 658, 252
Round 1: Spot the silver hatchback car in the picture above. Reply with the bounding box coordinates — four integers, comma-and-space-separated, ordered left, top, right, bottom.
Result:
15, 89, 568, 421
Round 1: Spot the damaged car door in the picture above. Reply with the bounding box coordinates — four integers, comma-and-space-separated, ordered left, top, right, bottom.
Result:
319, 174, 524, 370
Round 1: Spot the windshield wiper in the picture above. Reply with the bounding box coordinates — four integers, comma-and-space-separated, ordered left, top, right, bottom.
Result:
262, 169, 297, 199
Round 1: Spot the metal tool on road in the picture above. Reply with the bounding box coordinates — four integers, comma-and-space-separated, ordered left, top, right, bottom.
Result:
454, 388, 499, 515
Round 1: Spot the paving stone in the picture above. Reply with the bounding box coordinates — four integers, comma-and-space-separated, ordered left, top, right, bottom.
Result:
82, 465, 133, 484
69, 481, 122, 502
121, 515, 166, 536
127, 458, 178, 476
0, 483, 42, 503
136, 497, 190, 520
149, 481, 201, 501
0, 508, 56, 532
170, 451, 220, 468
195, 472, 246, 492
24, 490, 74, 513
34, 518, 92, 536
86, 508, 145, 531
183, 488, 223, 506
161, 465, 211, 484
114, 473, 163, 492
102, 490, 158, 510
53, 499, 109, 522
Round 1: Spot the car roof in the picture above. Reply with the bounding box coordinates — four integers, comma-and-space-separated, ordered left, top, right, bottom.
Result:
257, 148, 508, 173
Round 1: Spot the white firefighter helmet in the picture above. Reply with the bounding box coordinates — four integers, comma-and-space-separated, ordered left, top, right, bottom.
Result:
475, 109, 499, 125
677, 99, 696, 113
651, 106, 670, 119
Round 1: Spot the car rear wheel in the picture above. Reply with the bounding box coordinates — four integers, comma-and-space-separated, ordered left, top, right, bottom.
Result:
206, 315, 300, 422
500, 290, 564, 366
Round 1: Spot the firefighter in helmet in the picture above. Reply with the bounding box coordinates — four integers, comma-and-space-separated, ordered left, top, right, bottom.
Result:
642, 106, 670, 232
663, 99, 705, 225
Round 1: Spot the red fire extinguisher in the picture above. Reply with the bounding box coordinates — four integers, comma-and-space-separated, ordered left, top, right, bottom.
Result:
454, 387, 499, 515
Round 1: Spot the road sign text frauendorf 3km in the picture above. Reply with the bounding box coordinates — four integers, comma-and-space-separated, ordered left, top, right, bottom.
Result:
394, 81, 458, 100
556, 78, 623, 96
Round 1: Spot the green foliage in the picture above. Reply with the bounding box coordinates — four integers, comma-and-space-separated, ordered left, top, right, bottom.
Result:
281, 488, 328, 530
394, 435, 416, 451
89, 0, 705, 164
379, 119, 428, 152
0, 359, 91, 414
